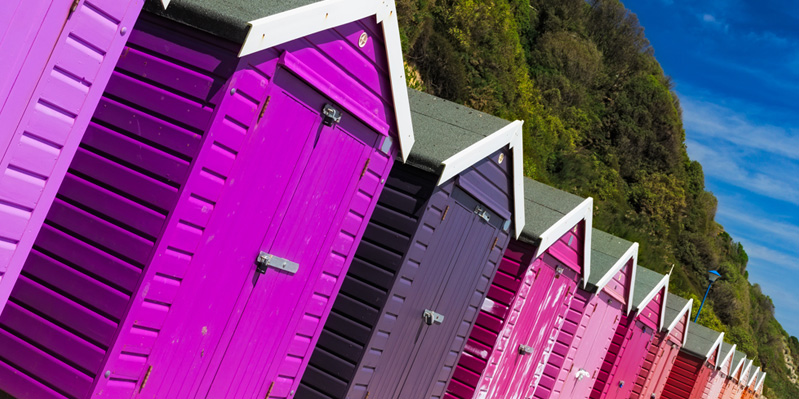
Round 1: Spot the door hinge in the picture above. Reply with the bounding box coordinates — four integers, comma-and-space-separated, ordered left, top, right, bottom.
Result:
258, 96, 271, 122
490, 237, 498, 252
322, 104, 342, 126
139, 365, 153, 392
423, 309, 444, 325
474, 205, 490, 223
265, 381, 274, 398
442, 205, 449, 221
69, 0, 80, 16
256, 252, 299, 274
360, 158, 371, 178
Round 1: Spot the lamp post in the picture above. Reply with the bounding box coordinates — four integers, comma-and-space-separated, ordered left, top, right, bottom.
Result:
695, 270, 721, 323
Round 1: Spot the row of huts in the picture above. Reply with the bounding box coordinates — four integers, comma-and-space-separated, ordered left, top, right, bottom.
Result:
0, 0, 768, 398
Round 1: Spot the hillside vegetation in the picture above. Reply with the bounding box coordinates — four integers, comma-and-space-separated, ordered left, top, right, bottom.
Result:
396, 0, 799, 396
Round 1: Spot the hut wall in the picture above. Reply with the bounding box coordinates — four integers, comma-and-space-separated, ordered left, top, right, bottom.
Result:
661, 352, 704, 399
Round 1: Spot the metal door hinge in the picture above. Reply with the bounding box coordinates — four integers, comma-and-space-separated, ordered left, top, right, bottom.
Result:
322, 104, 342, 126
256, 252, 299, 274
139, 365, 153, 392
258, 96, 271, 122
474, 206, 490, 223
490, 237, 498, 251
423, 309, 444, 325
519, 344, 534, 355
360, 158, 371, 178
69, 0, 80, 16
442, 206, 449, 221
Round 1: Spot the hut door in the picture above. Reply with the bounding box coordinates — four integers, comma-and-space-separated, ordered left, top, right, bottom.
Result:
605, 320, 654, 399
195, 69, 381, 397
384, 188, 504, 399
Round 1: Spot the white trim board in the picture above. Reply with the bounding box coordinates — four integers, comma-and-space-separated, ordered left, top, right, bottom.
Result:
438, 120, 526, 238
747, 367, 761, 387
741, 360, 754, 386
594, 242, 638, 315
633, 272, 669, 331
730, 354, 746, 381
707, 332, 725, 363
755, 371, 766, 392
719, 344, 737, 374
532, 197, 593, 288
665, 297, 694, 343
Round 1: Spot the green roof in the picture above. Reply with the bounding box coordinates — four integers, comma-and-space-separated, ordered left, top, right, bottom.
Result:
407, 89, 512, 174
632, 266, 665, 309
587, 229, 634, 288
518, 178, 585, 246
683, 321, 722, 359
663, 293, 690, 330
144, 0, 321, 43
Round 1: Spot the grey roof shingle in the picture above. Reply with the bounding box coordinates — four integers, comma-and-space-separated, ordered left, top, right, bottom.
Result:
144, 0, 322, 43
518, 179, 585, 246
720, 341, 735, 368
407, 89, 513, 175
731, 350, 747, 376
632, 266, 665, 309
663, 293, 690, 330
683, 321, 722, 358
587, 229, 634, 288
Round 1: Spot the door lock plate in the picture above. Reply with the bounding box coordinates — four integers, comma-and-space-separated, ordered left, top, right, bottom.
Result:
256, 252, 299, 274
519, 344, 535, 355
423, 309, 444, 325
474, 206, 490, 223
322, 104, 342, 126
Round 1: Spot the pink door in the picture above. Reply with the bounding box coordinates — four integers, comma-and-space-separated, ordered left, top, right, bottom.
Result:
644, 337, 680, 398
479, 254, 578, 399
599, 319, 654, 399
552, 290, 622, 399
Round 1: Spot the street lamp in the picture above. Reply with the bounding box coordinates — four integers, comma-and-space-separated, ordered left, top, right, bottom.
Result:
695, 270, 721, 323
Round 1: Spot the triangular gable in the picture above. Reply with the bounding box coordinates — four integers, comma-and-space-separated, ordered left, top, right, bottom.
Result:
633, 268, 669, 331
159, 0, 415, 161
665, 297, 693, 347
718, 343, 737, 373
755, 371, 766, 393
740, 359, 754, 386
729, 352, 747, 382
588, 229, 638, 315
706, 333, 724, 367
747, 366, 761, 389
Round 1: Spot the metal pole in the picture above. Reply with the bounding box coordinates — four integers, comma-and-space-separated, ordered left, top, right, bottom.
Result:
695, 280, 714, 323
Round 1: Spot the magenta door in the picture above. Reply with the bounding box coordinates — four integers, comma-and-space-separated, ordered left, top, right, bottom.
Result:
479, 254, 578, 399
553, 290, 622, 399
140, 68, 382, 398
600, 319, 654, 399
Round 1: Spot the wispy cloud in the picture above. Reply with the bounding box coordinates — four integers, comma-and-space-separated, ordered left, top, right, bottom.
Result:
716, 204, 799, 245
699, 13, 729, 31
742, 241, 799, 272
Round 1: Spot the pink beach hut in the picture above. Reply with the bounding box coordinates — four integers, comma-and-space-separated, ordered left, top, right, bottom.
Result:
444, 179, 594, 399
0, 0, 145, 317
630, 293, 693, 399
719, 351, 748, 399
0, 0, 414, 398
660, 322, 725, 399
531, 229, 638, 399
701, 342, 737, 399
588, 266, 669, 399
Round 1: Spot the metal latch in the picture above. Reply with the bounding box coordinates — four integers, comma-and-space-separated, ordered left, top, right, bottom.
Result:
256, 252, 299, 274
474, 206, 490, 223
555, 265, 564, 278
322, 104, 342, 126
423, 309, 444, 325
519, 344, 534, 355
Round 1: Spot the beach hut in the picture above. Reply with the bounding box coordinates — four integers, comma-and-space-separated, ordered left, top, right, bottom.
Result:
701, 342, 737, 399
630, 293, 693, 399
734, 360, 755, 399
660, 322, 724, 399
753, 371, 765, 398
444, 180, 593, 399
296, 89, 525, 399
588, 266, 669, 399
719, 351, 748, 399
0, 0, 415, 398
0, 0, 145, 317
740, 367, 761, 399
529, 229, 637, 399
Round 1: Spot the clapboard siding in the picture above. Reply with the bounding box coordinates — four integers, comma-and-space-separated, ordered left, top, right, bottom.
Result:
0, 14, 231, 399
631, 331, 664, 398
0, 0, 143, 322
590, 314, 631, 399
547, 221, 584, 274
662, 352, 704, 399
640, 289, 663, 330
297, 162, 438, 399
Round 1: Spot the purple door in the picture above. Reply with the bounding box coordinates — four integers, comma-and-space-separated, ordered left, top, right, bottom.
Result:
140, 68, 382, 398
368, 188, 505, 399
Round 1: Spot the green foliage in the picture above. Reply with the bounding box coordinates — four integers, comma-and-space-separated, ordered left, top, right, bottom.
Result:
396, 0, 799, 395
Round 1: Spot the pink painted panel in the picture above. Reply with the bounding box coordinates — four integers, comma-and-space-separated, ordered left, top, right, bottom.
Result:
0, 0, 144, 320
595, 318, 655, 399
640, 288, 665, 331
547, 220, 585, 274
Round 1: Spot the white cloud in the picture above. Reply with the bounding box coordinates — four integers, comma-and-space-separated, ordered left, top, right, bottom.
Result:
703, 14, 717, 22
716, 204, 799, 246
742, 241, 799, 272
699, 13, 729, 31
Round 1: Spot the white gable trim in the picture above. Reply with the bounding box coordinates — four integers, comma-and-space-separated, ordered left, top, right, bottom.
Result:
741, 360, 754, 386
665, 297, 693, 339
730, 355, 746, 381
747, 367, 761, 387
594, 242, 638, 314
720, 344, 737, 374
707, 332, 725, 364
533, 197, 593, 288
681, 311, 691, 347
634, 272, 669, 331
438, 120, 526, 238
755, 371, 766, 392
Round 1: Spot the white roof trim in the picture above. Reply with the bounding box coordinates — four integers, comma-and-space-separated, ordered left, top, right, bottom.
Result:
161, 0, 170, 8
755, 371, 766, 392
741, 360, 754, 386
682, 313, 691, 347
665, 298, 693, 340
730, 355, 746, 381
594, 242, 638, 314
720, 344, 737, 374
242, 0, 415, 161
533, 197, 593, 288
633, 272, 669, 331
747, 367, 761, 387
438, 120, 525, 238
707, 332, 725, 363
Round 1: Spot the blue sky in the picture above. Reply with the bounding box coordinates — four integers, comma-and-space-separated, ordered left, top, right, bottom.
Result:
624, 0, 799, 337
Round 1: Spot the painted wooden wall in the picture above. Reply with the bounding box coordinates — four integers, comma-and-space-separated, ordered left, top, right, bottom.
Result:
298, 145, 513, 399
703, 354, 732, 399
661, 352, 704, 399
0, 0, 143, 318
631, 312, 687, 399
0, 12, 215, 399
465, 224, 584, 399
125, 13, 398, 399
540, 262, 631, 399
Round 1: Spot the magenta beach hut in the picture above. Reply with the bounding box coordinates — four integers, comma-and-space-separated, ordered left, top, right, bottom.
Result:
589, 266, 669, 399
701, 342, 737, 399
0, 0, 144, 317
446, 180, 594, 399
630, 293, 693, 399
0, 0, 414, 398
297, 89, 525, 399
530, 229, 637, 399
